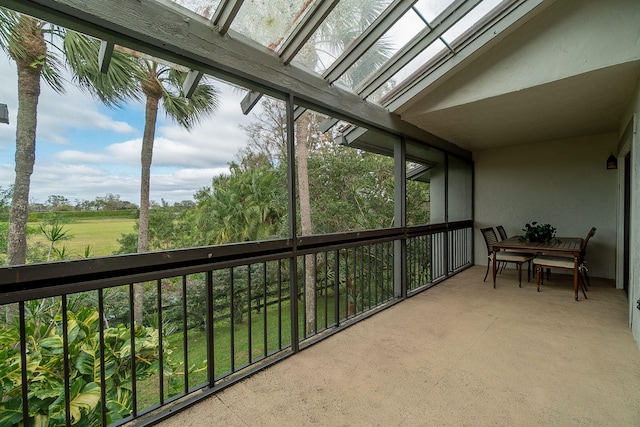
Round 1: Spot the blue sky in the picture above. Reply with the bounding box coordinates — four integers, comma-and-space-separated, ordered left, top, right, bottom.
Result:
0, 52, 254, 206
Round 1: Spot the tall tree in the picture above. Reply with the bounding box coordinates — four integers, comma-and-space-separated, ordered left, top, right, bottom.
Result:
131, 63, 219, 323
0, 11, 57, 266
132, 65, 219, 252
68, 38, 220, 322
0, 9, 135, 265
292, 1, 393, 334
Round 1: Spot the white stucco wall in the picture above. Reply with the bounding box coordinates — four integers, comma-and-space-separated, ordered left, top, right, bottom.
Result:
430, 164, 446, 223
430, 156, 473, 223
448, 156, 473, 222
474, 133, 618, 279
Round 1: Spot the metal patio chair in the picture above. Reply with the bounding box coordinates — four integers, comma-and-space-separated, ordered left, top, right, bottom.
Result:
533, 227, 596, 298
481, 227, 535, 288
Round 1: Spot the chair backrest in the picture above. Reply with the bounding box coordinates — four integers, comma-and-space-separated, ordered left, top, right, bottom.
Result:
480, 227, 499, 255
496, 225, 508, 241
581, 227, 596, 258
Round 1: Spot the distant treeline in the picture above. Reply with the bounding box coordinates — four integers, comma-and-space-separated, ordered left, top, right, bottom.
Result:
0, 209, 138, 223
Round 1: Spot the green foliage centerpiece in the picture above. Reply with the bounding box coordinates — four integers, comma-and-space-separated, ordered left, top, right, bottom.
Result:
522, 222, 556, 243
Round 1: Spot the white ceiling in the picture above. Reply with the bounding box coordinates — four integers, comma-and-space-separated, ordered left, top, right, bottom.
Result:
397, 60, 640, 152
392, 0, 640, 153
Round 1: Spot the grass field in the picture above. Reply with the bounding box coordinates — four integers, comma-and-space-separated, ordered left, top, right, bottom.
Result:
135, 295, 343, 409
28, 218, 136, 257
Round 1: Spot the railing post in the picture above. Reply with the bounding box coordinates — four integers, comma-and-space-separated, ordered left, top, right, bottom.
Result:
444, 153, 450, 276
286, 93, 299, 352
19, 302, 29, 426
394, 137, 406, 299
206, 271, 215, 386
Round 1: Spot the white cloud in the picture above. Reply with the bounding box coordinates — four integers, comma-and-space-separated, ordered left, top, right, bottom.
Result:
55, 150, 110, 164
0, 50, 260, 205
0, 56, 137, 148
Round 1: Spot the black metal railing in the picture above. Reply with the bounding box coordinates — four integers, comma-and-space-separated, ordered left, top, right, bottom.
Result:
0, 221, 472, 426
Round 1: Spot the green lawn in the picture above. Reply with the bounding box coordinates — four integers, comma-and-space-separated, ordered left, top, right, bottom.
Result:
134, 295, 345, 409
29, 218, 135, 257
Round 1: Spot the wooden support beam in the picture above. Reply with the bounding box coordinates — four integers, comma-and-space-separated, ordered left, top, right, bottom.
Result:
182, 69, 203, 99
98, 40, 114, 74
211, 0, 244, 35
240, 91, 263, 115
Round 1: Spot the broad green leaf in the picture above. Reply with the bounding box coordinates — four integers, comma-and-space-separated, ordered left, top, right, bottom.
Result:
38, 336, 64, 354
0, 398, 23, 427
75, 347, 97, 377
32, 413, 49, 427
69, 382, 101, 424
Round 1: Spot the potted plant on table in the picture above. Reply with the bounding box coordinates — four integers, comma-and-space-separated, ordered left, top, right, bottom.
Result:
522, 222, 556, 243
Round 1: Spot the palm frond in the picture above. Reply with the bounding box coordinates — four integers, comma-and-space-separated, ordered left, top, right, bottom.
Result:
161, 69, 220, 129
0, 9, 66, 93
0, 7, 22, 57
64, 31, 143, 108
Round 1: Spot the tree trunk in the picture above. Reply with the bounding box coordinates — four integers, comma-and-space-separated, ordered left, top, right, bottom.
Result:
134, 93, 160, 325
296, 116, 316, 335
7, 18, 45, 266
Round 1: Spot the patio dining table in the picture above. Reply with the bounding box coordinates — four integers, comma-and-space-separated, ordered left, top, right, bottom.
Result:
492, 236, 583, 299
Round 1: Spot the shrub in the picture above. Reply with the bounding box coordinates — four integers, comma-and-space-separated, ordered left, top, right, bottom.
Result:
0, 299, 172, 426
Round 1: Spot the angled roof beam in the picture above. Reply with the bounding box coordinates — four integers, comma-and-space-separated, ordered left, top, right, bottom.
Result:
241, 91, 263, 115
385, 0, 544, 111
338, 125, 451, 165
406, 163, 436, 182
293, 106, 307, 121
356, 0, 482, 99
98, 39, 114, 73
279, 0, 340, 65
212, 0, 244, 35
182, 69, 203, 99
0, 103, 9, 125
319, 117, 339, 134
323, 0, 416, 83
242, 96, 313, 121
336, 125, 369, 147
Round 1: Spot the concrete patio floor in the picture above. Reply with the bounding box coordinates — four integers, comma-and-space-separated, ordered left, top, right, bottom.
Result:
158, 266, 640, 426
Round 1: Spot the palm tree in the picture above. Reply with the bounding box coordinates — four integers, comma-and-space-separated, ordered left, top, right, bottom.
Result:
132, 63, 219, 254
58, 38, 220, 323
1, 8, 219, 325
126, 61, 219, 324
73, 50, 219, 323
0, 9, 136, 266
292, 1, 393, 335
195, 162, 284, 245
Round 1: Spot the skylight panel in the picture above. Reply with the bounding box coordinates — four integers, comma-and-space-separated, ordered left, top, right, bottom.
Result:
413, 0, 457, 22
292, 0, 393, 75
335, 8, 425, 90
441, 0, 503, 45
367, 39, 448, 102
169, 0, 222, 19
230, 0, 314, 51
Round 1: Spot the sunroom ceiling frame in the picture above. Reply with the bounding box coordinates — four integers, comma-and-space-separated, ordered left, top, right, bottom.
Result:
322, 0, 416, 83
279, 0, 340, 65
211, 0, 244, 35
356, 0, 483, 99
7, 0, 469, 159
384, 0, 546, 111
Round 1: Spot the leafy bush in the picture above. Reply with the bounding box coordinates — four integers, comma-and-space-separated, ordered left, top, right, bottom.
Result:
0, 299, 172, 426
